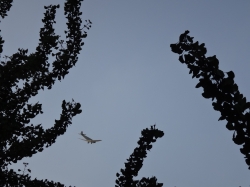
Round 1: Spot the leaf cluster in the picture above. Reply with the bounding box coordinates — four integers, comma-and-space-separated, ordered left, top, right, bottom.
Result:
170, 31, 250, 169
115, 125, 164, 187
0, 0, 13, 20
0, 0, 91, 186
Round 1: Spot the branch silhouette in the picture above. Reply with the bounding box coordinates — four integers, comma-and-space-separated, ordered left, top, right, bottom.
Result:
0, 0, 91, 186
116, 125, 164, 187
170, 30, 250, 169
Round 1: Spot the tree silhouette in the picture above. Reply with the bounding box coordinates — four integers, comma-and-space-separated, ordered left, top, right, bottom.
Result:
170, 30, 250, 169
0, 0, 91, 186
0, 1, 164, 186
115, 125, 164, 187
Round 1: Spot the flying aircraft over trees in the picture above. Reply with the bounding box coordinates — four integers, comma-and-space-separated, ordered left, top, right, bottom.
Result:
0, 1, 164, 186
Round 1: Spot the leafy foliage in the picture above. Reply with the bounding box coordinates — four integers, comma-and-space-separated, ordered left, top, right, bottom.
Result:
170, 30, 250, 169
116, 125, 164, 187
0, 0, 13, 21
0, 0, 91, 186
0, 0, 165, 186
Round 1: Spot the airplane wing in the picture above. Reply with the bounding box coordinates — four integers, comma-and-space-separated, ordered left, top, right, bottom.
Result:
82, 134, 92, 141
92, 140, 102, 143
79, 138, 87, 141
79, 131, 92, 141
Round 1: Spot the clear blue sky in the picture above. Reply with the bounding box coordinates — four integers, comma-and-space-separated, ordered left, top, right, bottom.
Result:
2, 1, 250, 187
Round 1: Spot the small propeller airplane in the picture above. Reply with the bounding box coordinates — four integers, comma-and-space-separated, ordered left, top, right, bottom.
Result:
79, 131, 102, 144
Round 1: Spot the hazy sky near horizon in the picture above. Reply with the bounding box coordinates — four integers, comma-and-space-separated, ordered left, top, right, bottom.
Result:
1, 1, 250, 187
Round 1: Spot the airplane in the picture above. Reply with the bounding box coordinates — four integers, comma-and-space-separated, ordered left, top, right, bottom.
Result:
79, 131, 101, 144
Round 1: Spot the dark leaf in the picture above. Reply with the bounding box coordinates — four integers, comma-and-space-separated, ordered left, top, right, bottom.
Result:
233, 131, 245, 145
178, 55, 185, 63
226, 122, 234, 131
227, 71, 235, 79
218, 115, 226, 121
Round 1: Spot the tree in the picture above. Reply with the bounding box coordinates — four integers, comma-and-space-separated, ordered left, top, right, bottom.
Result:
0, 0, 91, 186
0, 1, 163, 186
170, 30, 250, 169
115, 125, 164, 187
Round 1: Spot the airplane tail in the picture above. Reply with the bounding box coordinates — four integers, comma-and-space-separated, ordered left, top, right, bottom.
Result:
79, 131, 86, 136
